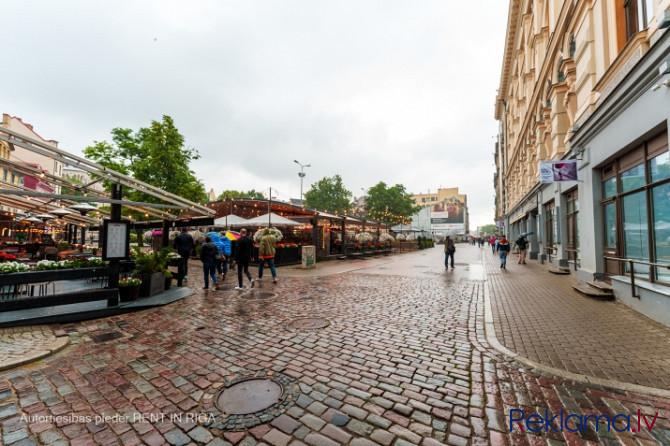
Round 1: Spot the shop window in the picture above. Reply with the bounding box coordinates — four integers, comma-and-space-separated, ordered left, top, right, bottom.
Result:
652, 183, 670, 282
601, 130, 669, 284
623, 191, 650, 278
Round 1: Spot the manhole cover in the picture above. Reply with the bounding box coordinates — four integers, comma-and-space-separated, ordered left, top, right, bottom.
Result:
216, 379, 282, 414
243, 291, 275, 300
90, 331, 124, 343
202, 370, 299, 432
287, 317, 329, 330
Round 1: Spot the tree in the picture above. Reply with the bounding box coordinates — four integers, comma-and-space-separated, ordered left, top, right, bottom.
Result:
365, 182, 421, 225
84, 115, 207, 206
84, 116, 207, 246
479, 224, 497, 237
216, 189, 266, 200
304, 175, 352, 214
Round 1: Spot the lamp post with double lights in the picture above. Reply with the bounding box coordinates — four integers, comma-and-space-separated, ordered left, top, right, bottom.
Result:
294, 160, 311, 203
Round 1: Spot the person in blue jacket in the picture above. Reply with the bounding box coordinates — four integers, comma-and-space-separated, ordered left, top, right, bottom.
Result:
220, 232, 232, 280
205, 232, 226, 279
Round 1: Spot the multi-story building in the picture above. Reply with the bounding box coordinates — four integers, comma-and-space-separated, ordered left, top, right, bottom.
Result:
411, 187, 469, 236
494, 1, 670, 325
1, 114, 63, 193
62, 165, 106, 194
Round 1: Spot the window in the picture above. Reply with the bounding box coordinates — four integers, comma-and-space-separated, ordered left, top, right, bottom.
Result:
566, 189, 579, 262
624, 0, 652, 41
545, 201, 555, 254
601, 131, 669, 284
652, 183, 670, 282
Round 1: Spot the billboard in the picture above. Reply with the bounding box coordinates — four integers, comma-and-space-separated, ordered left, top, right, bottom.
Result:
539, 160, 578, 183
431, 199, 465, 231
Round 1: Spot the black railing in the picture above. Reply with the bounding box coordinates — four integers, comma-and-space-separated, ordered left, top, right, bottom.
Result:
603, 256, 670, 298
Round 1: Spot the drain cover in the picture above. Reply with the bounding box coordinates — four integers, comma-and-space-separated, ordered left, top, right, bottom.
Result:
288, 317, 329, 330
216, 379, 282, 414
243, 291, 275, 300
202, 370, 299, 431
90, 331, 124, 343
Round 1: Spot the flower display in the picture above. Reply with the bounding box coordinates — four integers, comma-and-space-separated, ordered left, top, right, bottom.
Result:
355, 232, 373, 243
253, 227, 283, 242
0, 262, 30, 274
35, 260, 71, 270
276, 242, 298, 248
119, 277, 141, 287
0, 252, 17, 262
166, 252, 181, 261
379, 233, 395, 243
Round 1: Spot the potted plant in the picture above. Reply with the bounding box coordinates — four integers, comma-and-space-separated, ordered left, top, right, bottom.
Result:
118, 277, 141, 302
133, 250, 167, 297
164, 270, 173, 290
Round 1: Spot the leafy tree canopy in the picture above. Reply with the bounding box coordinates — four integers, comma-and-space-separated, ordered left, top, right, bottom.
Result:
216, 189, 266, 200
303, 175, 352, 214
365, 182, 421, 225
84, 116, 207, 214
479, 224, 497, 237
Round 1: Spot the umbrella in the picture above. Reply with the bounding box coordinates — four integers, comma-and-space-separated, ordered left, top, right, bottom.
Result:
223, 230, 241, 241
517, 231, 534, 240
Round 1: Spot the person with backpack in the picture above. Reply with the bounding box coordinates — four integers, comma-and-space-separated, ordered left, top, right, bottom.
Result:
200, 236, 220, 291
497, 236, 510, 270
444, 236, 456, 269
516, 235, 528, 264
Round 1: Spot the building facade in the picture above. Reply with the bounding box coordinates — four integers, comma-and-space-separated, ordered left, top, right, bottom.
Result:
495, 0, 670, 325
411, 187, 469, 236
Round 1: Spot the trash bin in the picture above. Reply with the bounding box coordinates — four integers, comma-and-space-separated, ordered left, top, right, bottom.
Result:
301, 245, 316, 269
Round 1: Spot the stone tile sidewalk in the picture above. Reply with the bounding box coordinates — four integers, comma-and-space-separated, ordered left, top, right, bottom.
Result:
483, 245, 670, 393
0, 325, 69, 372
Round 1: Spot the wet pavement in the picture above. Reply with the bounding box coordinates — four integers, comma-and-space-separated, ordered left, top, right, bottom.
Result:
1, 245, 670, 445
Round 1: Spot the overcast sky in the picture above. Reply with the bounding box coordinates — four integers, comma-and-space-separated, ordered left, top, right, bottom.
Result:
2, 1, 508, 229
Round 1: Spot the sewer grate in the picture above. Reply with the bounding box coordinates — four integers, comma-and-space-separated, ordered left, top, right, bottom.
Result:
200, 370, 299, 432
287, 317, 330, 331
242, 291, 275, 300
90, 331, 124, 343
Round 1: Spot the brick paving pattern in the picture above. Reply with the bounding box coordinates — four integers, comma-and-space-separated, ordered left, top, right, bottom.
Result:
484, 248, 670, 389
0, 246, 670, 445
0, 325, 69, 372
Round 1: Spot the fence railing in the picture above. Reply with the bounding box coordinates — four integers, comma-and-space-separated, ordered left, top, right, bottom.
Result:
603, 256, 670, 298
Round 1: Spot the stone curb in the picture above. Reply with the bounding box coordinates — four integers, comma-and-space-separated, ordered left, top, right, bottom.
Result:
481, 252, 670, 400
0, 328, 70, 372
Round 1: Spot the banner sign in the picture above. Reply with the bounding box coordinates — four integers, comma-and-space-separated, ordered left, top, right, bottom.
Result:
539, 160, 578, 183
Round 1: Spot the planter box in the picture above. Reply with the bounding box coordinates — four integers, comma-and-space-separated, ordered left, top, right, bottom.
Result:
139, 272, 165, 297
119, 285, 141, 302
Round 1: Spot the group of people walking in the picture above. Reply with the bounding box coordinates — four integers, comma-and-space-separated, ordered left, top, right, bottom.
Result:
443, 233, 529, 271
172, 227, 278, 292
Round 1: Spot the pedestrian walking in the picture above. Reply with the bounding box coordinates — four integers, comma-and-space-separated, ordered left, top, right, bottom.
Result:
257, 228, 278, 283
173, 228, 194, 286
200, 236, 220, 291
233, 228, 254, 290
490, 235, 497, 254
497, 236, 510, 269
444, 236, 456, 269
220, 232, 232, 280
516, 235, 528, 264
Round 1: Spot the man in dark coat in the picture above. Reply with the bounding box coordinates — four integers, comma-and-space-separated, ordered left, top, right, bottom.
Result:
234, 228, 255, 290
173, 228, 194, 286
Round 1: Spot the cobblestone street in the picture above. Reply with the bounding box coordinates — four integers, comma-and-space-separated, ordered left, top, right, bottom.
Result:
2, 245, 670, 445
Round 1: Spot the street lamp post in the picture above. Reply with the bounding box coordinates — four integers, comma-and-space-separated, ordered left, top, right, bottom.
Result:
294, 160, 311, 202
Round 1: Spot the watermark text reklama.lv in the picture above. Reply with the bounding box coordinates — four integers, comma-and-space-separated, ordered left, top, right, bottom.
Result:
510, 409, 659, 433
